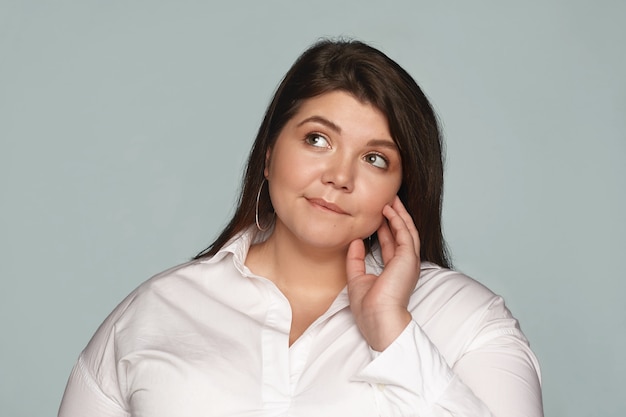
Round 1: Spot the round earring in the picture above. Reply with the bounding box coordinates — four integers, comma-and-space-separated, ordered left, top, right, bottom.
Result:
255, 179, 274, 232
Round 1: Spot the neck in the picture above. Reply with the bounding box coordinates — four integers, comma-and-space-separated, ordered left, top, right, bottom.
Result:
246, 226, 348, 297
245, 225, 353, 346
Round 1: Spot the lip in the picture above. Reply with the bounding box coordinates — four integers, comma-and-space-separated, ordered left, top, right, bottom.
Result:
306, 197, 348, 215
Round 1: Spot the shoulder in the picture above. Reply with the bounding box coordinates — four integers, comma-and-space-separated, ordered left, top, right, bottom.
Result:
115, 254, 244, 326
75, 246, 253, 402
415, 263, 500, 309
411, 263, 528, 360
82, 260, 206, 345
79, 255, 238, 365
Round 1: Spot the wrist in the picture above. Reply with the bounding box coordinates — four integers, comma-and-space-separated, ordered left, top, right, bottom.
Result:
360, 308, 412, 352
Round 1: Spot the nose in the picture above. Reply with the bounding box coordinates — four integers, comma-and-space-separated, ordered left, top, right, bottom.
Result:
321, 154, 354, 192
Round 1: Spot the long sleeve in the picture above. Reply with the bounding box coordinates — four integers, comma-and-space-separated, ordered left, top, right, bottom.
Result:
354, 320, 542, 416
58, 354, 130, 417
352, 267, 543, 417
58, 283, 140, 417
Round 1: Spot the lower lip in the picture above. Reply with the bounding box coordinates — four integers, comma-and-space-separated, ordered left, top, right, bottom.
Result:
308, 199, 346, 215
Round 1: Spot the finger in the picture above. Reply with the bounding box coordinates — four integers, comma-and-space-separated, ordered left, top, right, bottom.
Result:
376, 215, 395, 265
346, 239, 366, 282
382, 204, 416, 258
390, 196, 420, 258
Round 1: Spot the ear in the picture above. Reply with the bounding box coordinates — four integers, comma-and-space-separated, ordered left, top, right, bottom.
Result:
264, 148, 271, 179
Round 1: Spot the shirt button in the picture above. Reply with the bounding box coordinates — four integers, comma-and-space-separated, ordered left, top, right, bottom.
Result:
377, 383, 386, 391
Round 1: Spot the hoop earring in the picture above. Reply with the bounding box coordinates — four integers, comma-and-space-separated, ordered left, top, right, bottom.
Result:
255, 179, 274, 232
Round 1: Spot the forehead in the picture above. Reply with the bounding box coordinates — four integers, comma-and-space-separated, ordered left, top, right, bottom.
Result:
288, 91, 391, 137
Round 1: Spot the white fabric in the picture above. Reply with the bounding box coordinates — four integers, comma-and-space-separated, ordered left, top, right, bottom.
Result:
59, 230, 543, 417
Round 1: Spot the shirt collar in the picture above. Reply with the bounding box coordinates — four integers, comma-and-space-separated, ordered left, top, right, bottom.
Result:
199, 226, 269, 267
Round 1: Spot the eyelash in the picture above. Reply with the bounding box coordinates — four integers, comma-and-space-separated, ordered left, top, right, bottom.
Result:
304, 133, 330, 148
364, 152, 389, 169
303, 132, 390, 170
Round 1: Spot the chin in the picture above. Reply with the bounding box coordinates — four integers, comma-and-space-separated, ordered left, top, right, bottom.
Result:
276, 218, 376, 251
296, 227, 371, 252
300, 235, 351, 252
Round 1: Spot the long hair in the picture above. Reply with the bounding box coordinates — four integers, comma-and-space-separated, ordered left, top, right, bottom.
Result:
194, 39, 451, 268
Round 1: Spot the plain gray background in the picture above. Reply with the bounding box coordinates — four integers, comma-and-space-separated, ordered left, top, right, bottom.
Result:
1, 1, 624, 416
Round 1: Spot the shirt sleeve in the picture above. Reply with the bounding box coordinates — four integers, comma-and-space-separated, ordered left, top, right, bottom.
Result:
58, 291, 138, 417
58, 354, 130, 417
353, 319, 543, 417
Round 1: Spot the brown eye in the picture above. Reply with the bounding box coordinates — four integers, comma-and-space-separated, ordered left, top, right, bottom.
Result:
364, 153, 389, 169
305, 133, 330, 148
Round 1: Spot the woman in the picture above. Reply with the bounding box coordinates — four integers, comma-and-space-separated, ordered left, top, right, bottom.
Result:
59, 40, 543, 416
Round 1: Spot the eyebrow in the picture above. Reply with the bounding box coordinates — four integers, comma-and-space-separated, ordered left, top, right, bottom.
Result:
297, 116, 341, 133
297, 116, 398, 150
366, 139, 398, 151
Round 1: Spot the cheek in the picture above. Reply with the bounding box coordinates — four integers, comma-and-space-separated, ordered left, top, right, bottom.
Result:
267, 143, 305, 178
361, 179, 401, 219
362, 197, 390, 224
372, 179, 402, 207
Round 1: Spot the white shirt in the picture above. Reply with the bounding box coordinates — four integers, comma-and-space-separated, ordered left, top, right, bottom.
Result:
59, 230, 543, 417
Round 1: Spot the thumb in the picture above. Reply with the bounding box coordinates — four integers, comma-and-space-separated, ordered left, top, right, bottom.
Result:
346, 239, 366, 282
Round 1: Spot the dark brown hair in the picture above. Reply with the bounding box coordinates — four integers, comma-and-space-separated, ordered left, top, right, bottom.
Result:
194, 39, 451, 268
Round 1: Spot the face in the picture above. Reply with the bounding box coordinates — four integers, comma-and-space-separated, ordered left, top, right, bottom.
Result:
264, 90, 403, 252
